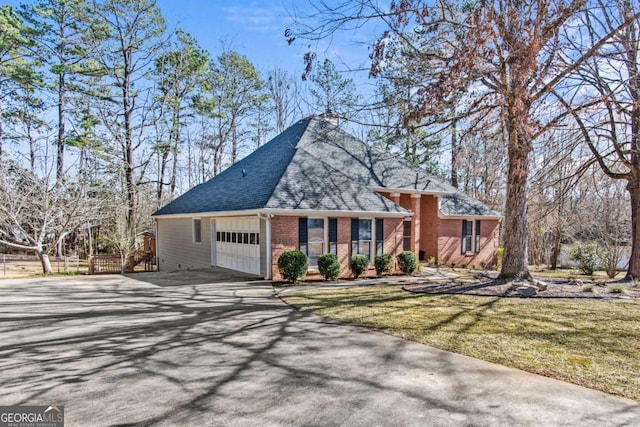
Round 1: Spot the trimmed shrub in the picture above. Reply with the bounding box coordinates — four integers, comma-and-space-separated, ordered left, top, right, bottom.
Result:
350, 254, 369, 278
277, 250, 308, 283
374, 253, 393, 277
397, 251, 417, 274
570, 243, 599, 275
318, 253, 340, 280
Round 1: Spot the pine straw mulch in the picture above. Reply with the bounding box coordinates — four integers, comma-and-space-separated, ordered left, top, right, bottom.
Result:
404, 275, 640, 299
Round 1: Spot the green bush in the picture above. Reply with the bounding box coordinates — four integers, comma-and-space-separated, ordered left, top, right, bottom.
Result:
570, 243, 599, 275
350, 254, 369, 278
397, 251, 417, 274
374, 253, 393, 277
318, 253, 340, 280
277, 250, 308, 283
427, 256, 437, 267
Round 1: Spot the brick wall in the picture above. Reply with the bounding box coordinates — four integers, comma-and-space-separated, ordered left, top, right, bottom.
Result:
269, 215, 405, 280
383, 217, 403, 270
270, 216, 298, 281
438, 218, 500, 267
420, 196, 439, 261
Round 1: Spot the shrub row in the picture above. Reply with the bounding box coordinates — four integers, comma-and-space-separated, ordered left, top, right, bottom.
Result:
277, 250, 419, 283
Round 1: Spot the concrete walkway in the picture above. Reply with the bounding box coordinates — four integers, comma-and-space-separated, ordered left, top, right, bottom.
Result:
0, 270, 638, 426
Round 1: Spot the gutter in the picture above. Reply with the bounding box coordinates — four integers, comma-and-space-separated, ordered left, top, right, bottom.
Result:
258, 212, 272, 280
153, 207, 412, 219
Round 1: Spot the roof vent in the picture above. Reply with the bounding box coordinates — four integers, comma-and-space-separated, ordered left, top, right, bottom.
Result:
242, 169, 247, 177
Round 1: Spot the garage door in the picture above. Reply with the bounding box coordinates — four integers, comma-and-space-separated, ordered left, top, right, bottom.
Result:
214, 217, 260, 275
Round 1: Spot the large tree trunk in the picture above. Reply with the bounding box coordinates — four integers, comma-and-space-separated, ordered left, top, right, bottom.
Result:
627, 177, 640, 278
36, 246, 53, 274
550, 227, 561, 270
501, 153, 530, 278
500, 110, 531, 278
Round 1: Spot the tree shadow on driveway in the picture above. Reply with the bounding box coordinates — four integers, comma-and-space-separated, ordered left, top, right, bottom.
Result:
0, 274, 638, 426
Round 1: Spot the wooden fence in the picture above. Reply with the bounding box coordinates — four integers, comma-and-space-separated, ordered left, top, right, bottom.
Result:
89, 254, 124, 274
88, 251, 155, 274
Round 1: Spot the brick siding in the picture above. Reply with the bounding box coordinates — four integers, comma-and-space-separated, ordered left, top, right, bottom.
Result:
270, 215, 404, 280
438, 218, 500, 267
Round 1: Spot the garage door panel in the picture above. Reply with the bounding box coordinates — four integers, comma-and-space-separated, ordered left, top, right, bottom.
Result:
215, 217, 261, 275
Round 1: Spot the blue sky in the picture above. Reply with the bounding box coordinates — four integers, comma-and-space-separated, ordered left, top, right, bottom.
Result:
157, 1, 307, 74
155, 0, 380, 90
5, 0, 382, 90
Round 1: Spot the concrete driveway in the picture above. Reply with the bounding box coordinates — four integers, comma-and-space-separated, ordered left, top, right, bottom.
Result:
0, 269, 639, 426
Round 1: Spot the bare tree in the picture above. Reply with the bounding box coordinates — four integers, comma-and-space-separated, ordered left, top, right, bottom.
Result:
91, 0, 166, 257
0, 160, 100, 273
266, 68, 300, 133
288, 0, 633, 279
553, 0, 640, 278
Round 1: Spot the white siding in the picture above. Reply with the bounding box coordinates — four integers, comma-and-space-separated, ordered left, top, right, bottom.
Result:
157, 217, 212, 271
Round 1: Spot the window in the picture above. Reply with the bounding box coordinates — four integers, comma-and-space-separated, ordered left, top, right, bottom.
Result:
216, 230, 258, 245
193, 219, 202, 243
351, 218, 372, 260
299, 217, 325, 268
462, 220, 482, 253
403, 220, 412, 251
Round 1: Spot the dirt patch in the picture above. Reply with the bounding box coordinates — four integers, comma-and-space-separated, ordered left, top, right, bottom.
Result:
404, 277, 640, 299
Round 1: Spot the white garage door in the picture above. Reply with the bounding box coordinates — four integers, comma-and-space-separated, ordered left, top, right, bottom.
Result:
214, 217, 260, 275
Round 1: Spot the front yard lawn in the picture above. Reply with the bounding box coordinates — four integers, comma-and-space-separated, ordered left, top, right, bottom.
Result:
281, 285, 640, 401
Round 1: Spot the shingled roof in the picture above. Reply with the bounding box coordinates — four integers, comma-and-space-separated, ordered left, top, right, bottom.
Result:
153, 115, 498, 217
440, 192, 502, 218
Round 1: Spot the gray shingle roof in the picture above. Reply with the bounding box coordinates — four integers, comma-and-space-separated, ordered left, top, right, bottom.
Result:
153, 115, 500, 218
440, 192, 502, 217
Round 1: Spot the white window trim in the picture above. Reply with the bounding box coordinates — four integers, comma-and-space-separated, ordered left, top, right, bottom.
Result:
354, 217, 374, 263
462, 219, 480, 254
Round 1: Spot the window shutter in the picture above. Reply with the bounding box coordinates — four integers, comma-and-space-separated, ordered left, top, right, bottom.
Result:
351, 218, 359, 256
376, 218, 384, 255
329, 218, 338, 255
475, 220, 481, 253
299, 217, 308, 254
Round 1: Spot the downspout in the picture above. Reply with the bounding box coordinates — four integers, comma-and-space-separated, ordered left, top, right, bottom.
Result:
258, 212, 272, 280
154, 218, 159, 272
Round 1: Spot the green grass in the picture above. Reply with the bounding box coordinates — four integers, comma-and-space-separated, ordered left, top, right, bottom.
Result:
282, 285, 640, 401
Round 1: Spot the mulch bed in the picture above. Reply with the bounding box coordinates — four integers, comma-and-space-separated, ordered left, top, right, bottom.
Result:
404, 276, 640, 299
